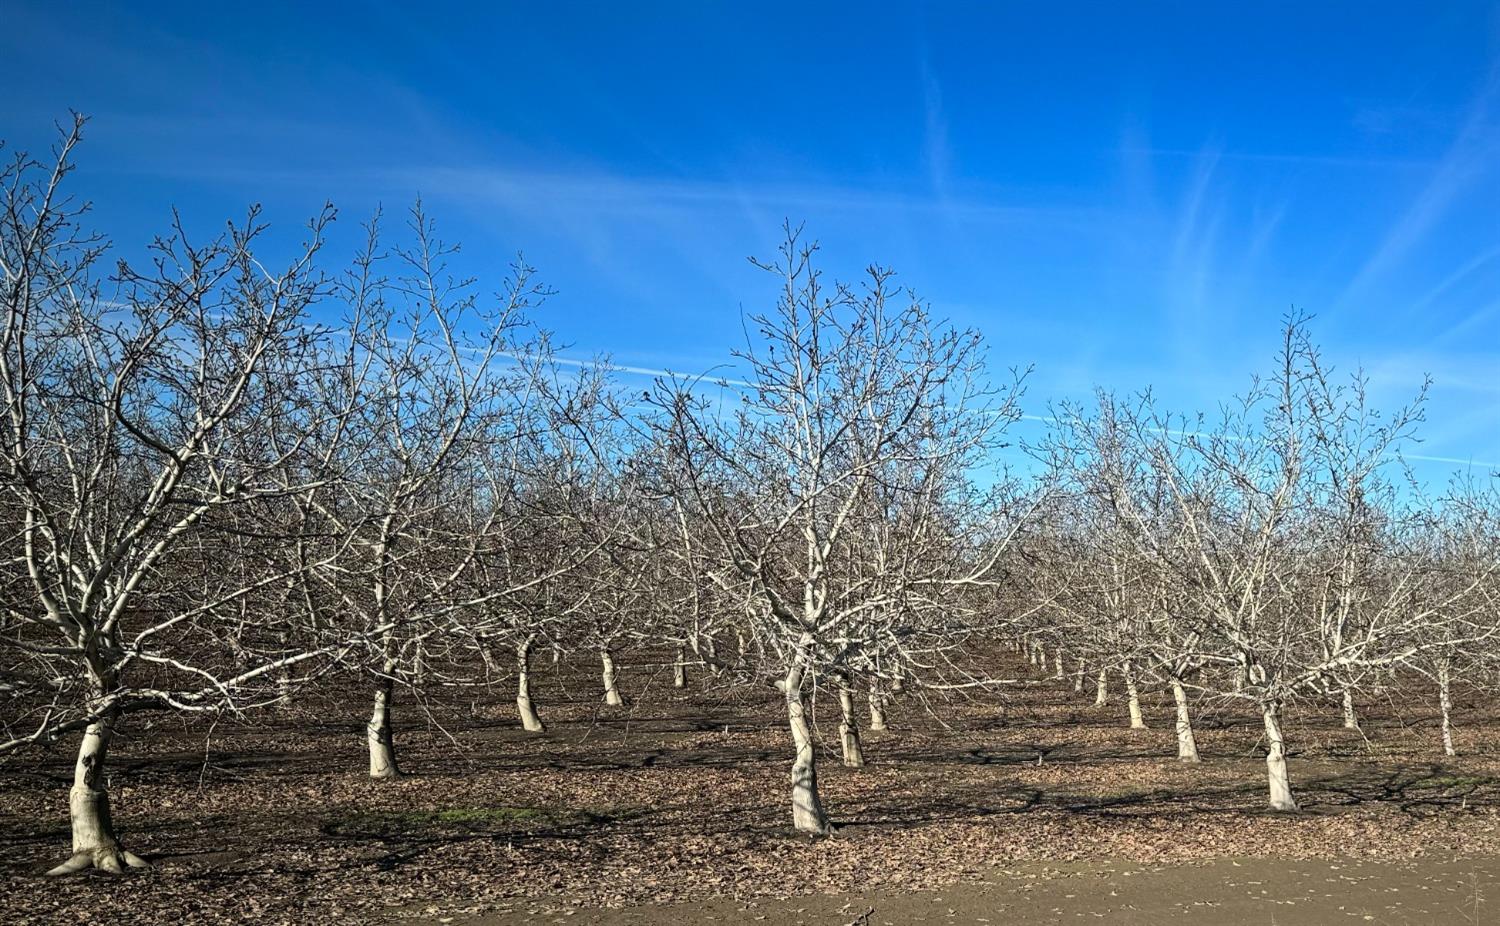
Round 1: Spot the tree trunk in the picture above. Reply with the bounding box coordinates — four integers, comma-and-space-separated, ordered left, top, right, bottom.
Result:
890, 673, 906, 696
1054, 648, 1066, 681
868, 679, 888, 731
601, 649, 623, 706
1262, 701, 1298, 811
838, 681, 865, 768
782, 659, 831, 835
1094, 667, 1109, 706
1124, 662, 1147, 729
703, 634, 722, 676
47, 706, 147, 875
1171, 678, 1200, 762
516, 635, 544, 733
673, 645, 688, 689
1439, 661, 1456, 757
1341, 686, 1359, 731
1073, 656, 1086, 693
368, 670, 399, 779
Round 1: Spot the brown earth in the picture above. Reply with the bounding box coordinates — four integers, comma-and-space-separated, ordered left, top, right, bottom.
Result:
458, 856, 1500, 925
4, 653, 1500, 924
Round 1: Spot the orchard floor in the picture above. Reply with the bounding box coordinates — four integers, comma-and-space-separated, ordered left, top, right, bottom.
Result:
6, 652, 1500, 924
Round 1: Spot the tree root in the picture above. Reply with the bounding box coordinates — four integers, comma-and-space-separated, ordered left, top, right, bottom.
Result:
45, 846, 149, 876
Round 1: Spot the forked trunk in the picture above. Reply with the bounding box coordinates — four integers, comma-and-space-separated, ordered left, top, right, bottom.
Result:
1124, 662, 1146, 729
1262, 701, 1298, 811
1094, 667, 1109, 706
868, 679, 888, 731
516, 635, 544, 733
47, 705, 148, 875
368, 671, 399, 779
601, 649, 623, 706
838, 682, 865, 768
1341, 686, 1359, 730
783, 660, 831, 835
1170, 678, 1200, 762
1439, 661, 1456, 757
673, 645, 688, 689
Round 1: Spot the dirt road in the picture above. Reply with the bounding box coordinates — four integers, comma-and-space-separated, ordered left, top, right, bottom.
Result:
453, 856, 1500, 926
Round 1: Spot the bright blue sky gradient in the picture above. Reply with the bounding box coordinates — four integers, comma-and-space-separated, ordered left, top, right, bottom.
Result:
6, 3, 1500, 480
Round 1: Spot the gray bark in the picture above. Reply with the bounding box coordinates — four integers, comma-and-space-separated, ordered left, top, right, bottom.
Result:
1094, 667, 1109, 706
673, 645, 688, 689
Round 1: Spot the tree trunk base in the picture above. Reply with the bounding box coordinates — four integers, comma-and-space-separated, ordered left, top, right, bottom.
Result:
46, 846, 149, 876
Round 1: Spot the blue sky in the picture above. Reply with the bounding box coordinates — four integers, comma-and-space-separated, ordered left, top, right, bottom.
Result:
5, 2, 1500, 480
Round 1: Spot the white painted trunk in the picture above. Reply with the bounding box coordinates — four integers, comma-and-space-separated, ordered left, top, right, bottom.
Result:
868, 679, 888, 731
368, 675, 399, 779
1074, 656, 1086, 693
47, 707, 148, 875
1094, 667, 1109, 706
277, 665, 294, 707
1341, 686, 1359, 730
838, 683, 865, 768
1171, 678, 1200, 762
601, 649, 623, 706
703, 635, 722, 675
1262, 702, 1298, 811
1439, 662, 1456, 757
783, 664, 830, 835
516, 636, 544, 733
1124, 663, 1147, 729
673, 645, 688, 689
1054, 648, 1066, 680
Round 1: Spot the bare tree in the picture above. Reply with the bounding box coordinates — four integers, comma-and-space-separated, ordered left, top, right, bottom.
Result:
0, 120, 348, 873
645, 227, 1027, 834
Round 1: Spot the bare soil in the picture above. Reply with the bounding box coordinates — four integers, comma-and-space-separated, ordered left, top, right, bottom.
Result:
5, 653, 1500, 924
461, 857, 1500, 925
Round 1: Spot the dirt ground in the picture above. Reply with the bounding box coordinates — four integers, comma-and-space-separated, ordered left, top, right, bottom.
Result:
461, 857, 1500, 925
6, 652, 1500, 924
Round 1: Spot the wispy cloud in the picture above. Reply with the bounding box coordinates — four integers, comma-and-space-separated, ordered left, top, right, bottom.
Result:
1337, 74, 1500, 308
